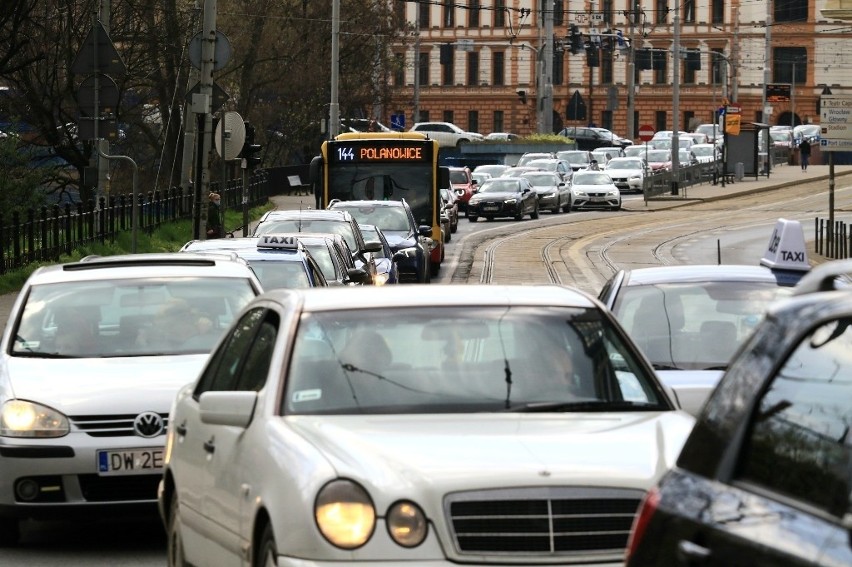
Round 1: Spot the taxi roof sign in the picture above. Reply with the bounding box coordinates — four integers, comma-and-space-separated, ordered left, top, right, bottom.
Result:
257, 234, 301, 250
760, 218, 810, 272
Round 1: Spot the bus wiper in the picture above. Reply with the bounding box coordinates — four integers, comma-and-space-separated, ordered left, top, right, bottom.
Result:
503, 400, 658, 413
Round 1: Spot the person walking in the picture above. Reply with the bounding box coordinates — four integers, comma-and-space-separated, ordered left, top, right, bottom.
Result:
206, 192, 224, 238
798, 138, 811, 172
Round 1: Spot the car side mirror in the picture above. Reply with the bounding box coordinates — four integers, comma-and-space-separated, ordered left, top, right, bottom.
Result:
418, 225, 432, 237
363, 240, 382, 253
346, 267, 370, 284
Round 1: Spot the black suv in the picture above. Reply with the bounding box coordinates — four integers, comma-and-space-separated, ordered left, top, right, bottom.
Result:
626, 260, 852, 567
328, 199, 432, 283
558, 126, 631, 151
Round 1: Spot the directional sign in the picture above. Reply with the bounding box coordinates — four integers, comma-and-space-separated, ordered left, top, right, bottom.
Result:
819, 95, 852, 151
391, 113, 405, 130
725, 102, 742, 136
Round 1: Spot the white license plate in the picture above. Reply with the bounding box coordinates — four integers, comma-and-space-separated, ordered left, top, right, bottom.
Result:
591, 197, 607, 202
97, 447, 164, 475
483, 205, 499, 211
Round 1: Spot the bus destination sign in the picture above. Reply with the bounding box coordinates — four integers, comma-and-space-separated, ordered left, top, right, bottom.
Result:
330, 140, 433, 164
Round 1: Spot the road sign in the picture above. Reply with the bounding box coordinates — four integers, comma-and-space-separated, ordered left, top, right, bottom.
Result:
819, 95, 852, 151
71, 22, 127, 76
188, 30, 232, 72
214, 111, 245, 161
725, 102, 742, 136
390, 113, 405, 130
638, 124, 654, 142
185, 81, 230, 114
76, 74, 120, 115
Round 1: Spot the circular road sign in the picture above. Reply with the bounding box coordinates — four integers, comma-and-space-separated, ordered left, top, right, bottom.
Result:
214, 111, 245, 161
638, 124, 655, 142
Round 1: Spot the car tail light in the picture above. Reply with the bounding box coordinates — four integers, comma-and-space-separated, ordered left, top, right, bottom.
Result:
625, 487, 660, 562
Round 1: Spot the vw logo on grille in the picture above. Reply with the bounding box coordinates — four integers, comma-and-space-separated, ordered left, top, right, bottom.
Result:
134, 412, 165, 438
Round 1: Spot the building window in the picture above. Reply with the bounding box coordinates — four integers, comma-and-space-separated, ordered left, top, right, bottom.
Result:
656, 0, 668, 24
394, 0, 405, 26
602, 0, 613, 24
419, 110, 429, 122
444, 110, 454, 123
393, 53, 405, 86
684, 111, 695, 131
493, 110, 504, 133
467, 51, 480, 85
655, 111, 667, 132
419, 1, 429, 28
654, 55, 667, 84
776, 0, 807, 22
601, 110, 613, 130
442, 52, 454, 85
601, 53, 613, 84
493, 51, 505, 86
683, 0, 695, 23
711, 0, 724, 24
711, 48, 724, 85
419, 52, 429, 85
469, 0, 480, 27
443, 0, 454, 27
683, 52, 696, 84
774, 47, 807, 84
553, 49, 564, 86
494, 0, 506, 27
554, 0, 564, 26
468, 111, 479, 133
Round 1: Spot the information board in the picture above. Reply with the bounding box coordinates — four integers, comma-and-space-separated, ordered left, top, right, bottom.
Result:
819, 95, 852, 152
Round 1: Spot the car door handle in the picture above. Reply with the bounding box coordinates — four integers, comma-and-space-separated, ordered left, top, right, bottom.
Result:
677, 539, 710, 564
203, 437, 215, 454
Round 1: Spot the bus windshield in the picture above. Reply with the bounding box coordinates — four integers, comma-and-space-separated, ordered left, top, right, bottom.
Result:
327, 163, 435, 226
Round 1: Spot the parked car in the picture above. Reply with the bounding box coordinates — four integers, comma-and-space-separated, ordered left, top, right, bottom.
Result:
409, 121, 484, 147
484, 132, 520, 141
520, 171, 571, 213
159, 284, 695, 567
690, 143, 721, 164
568, 170, 621, 211
793, 123, 821, 146
0, 253, 262, 545
604, 157, 650, 193
644, 149, 673, 172
625, 260, 852, 567
694, 123, 723, 144
558, 126, 631, 151
467, 177, 539, 221
516, 152, 555, 166
439, 187, 460, 233
590, 127, 633, 147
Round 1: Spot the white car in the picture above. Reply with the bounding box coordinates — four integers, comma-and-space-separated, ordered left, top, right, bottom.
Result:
159, 285, 695, 567
689, 143, 720, 164
409, 121, 484, 147
604, 157, 650, 193
0, 253, 262, 545
569, 170, 622, 211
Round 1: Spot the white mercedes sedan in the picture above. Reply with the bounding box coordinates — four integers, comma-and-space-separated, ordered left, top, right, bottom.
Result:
159, 285, 695, 567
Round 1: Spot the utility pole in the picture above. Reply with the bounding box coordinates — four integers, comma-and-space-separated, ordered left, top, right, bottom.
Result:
671, 0, 681, 194
413, 4, 421, 125
181, 1, 202, 195
191, 0, 216, 240
762, 1, 772, 122
625, 0, 638, 141
541, 0, 554, 133
731, 6, 739, 101
329, 0, 340, 138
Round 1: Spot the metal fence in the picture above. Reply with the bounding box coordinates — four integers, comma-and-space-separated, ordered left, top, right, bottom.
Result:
814, 217, 852, 260
0, 172, 269, 274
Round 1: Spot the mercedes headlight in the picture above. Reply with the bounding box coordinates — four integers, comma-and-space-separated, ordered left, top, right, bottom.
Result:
1, 400, 69, 438
315, 479, 375, 549
387, 500, 428, 548
504, 198, 517, 205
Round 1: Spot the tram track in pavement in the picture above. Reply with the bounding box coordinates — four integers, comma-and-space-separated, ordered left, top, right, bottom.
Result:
466, 178, 852, 292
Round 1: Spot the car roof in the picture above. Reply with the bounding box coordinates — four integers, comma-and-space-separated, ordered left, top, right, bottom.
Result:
259, 209, 352, 222
330, 199, 407, 209
617, 264, 798, 287
28, 253, 258, 286
261, 284, 597, 312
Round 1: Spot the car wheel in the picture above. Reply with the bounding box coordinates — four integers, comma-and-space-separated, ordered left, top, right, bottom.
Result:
254, 522, 277, 567
167, 494, 187, 567
514, 210, 523, 221
531, 203, 539, 220
0, 518, 19, 547
468, 215, 478, 222
456, 139, 469, 147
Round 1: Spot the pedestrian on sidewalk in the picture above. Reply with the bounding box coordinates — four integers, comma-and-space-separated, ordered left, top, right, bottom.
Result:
798, 138, 811, 172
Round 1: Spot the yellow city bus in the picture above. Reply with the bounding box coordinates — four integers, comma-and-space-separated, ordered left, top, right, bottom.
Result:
310, 131, 449, 274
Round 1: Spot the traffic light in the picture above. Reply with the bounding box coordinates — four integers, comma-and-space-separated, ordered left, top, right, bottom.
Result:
601, 29, 613, 51
240, 121, 262, 170
586, 45, 599, 68
569, 25, 583, 54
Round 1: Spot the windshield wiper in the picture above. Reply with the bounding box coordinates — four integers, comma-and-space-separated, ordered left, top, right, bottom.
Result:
341, 363, 428, 394
503, 400, 659, 413
650, 363, 682, 371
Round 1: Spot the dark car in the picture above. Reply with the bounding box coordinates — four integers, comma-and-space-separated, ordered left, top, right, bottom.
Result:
467, 177, 539, 222
358, 224, 399, 285
252, 209, 381, 284
328, 199, 432, 283
558, 126, 631, 151
625, 260, 852, 567
440, 187, 460, 234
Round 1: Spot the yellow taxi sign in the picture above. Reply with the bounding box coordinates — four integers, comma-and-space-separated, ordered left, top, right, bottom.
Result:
258, 235, 300, 250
